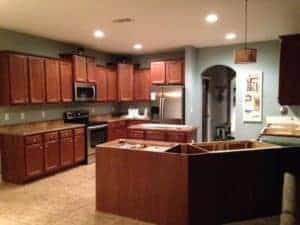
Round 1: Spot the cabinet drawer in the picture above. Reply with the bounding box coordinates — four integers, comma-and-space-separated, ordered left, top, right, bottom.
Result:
167, 132, 186, 143
60, 129, 73, 138
108, 121, 126, 128
25, 135, 42, 145
145, 130, 166, 141
74, 128, 85, 136
44, 132, 58, 142
128, 129, 145, 139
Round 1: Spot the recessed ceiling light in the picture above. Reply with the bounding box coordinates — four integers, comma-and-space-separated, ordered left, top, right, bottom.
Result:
225, 33, 237, 40
205, 14, 218, 23
93, 30, 104, 38
133, 44, 143, 50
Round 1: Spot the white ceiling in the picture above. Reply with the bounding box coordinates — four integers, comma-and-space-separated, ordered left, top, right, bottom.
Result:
0, 0, 299, 54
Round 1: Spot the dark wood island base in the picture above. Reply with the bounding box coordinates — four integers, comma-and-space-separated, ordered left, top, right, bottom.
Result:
96, 139, 283, 225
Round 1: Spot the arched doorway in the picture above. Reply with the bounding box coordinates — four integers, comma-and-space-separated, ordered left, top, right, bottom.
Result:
202, 65, 236, 141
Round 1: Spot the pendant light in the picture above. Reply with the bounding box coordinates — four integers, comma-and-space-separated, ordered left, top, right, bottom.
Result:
235, 0, 257, 64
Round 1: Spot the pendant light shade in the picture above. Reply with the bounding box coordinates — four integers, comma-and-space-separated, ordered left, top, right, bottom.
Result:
235, 0, 257, 64
235, 48, 257, 64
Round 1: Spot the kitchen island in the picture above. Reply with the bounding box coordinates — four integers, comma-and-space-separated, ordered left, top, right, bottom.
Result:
127, 123, 197, 143
96, 139, 284, 225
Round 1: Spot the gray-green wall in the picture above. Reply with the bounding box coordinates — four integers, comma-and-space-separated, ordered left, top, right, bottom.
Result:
186, 40, 300, 140
0, 29, 116, 125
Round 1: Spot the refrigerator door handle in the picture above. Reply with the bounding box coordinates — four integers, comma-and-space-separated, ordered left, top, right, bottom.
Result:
161, 97, 165, 120
159, 98, 163, 120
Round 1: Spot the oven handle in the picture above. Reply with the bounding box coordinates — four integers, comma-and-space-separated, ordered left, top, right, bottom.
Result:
87, 124, 108, 130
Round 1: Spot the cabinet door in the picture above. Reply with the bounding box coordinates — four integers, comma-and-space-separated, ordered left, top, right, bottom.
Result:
87, 57, 96, 82
107, 68, 117, 101
279, 35, 300, 105
74, 134, 85, 162
167, 132, 186, 143
45, 59, 61, 103
150, 61, 165, 84
25, 143, 44, 177
9, 54, 29, 104
60, 61, 73, 103
60, 137, 74, 167
95, 66, 108, 101
44, 139, 60, 172
73, 55, 87, 82
28, 56, 45, 104
118, 64, 134, 101
166, 60, 184, 84
134, 69, 151, 101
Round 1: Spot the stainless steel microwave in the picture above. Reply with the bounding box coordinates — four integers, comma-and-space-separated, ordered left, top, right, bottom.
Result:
74, 82, 96, 102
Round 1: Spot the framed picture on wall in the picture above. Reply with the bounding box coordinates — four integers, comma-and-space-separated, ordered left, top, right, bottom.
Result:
243, 71, 263, 122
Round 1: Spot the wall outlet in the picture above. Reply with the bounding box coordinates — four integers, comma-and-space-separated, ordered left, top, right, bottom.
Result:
20, 112, 25, 120
41, 111, 46, 119
4, 113, 9, 121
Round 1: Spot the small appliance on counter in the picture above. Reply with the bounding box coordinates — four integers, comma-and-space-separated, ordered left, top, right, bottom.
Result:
64, 110, 107, 163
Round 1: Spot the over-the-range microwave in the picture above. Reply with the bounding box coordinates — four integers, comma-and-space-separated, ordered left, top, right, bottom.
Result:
74, 82, 96, 102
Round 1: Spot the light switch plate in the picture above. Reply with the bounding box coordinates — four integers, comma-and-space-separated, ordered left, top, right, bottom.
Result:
4, 113, 9, 121
41, 111, 46, 119
20, 112, 25, 120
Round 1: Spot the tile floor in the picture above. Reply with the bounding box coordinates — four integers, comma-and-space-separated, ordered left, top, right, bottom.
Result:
0, 164, 279, 225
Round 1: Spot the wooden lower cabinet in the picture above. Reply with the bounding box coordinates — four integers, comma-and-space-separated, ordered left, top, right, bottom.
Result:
127, 129, 196, 143
74, 128, 86, 163
108, 121, 127, 141
60, 136, 74, 167
145, 130, 166, 141
0, 127, 86, 184
25, 143, 44, 178
44, 137, 60, 172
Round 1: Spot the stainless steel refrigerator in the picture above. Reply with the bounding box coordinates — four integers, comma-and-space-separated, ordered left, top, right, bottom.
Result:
150, 85, 185, 124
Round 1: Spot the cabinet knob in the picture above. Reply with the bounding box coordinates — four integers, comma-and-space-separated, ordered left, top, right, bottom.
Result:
40, 146, 43, 150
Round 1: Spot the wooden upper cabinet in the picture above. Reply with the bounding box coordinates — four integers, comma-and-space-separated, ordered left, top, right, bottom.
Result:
9, 54, 29, 104
279, 34, 300, 105
118, 64, 134, 101
73, 55, 87, 82
87, 57, 96, 82
95, 66, 108, 102
60, 61, 73, 103
134, 69, 151, 101
166, 60, 184, 84
28, 56, 45, 104
150, 61, 166, 84
107, 68, 117, 101
45, 59, 61, 103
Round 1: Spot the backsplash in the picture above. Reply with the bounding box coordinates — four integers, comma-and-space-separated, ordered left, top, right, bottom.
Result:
0, 103, 118, 126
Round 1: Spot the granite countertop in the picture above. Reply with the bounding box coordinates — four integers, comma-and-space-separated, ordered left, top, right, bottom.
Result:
97, 138, 179, 153
89, 114, 150, 123
0, 120, 85, 136
128, 123, 197, 132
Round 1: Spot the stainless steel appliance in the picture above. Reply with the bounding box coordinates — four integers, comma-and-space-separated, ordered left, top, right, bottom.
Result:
74, 82, 96, 102
64, 110, 107, 163
150, 85, 184, 124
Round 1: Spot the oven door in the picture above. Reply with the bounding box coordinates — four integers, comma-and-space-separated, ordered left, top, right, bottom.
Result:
74, 82, 96, 102
87, 124, 108, 156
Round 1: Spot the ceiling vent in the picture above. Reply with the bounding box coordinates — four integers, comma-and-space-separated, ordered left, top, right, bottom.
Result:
112, 18, 134, 23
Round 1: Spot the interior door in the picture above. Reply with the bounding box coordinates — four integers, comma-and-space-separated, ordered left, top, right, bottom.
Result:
202, 79, 209, 141
162, 86, 183, 124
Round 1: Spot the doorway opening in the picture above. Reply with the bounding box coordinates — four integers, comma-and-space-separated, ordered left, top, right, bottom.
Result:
202, 65, 236, 141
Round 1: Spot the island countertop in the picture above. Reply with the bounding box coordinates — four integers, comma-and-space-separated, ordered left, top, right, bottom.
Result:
97, 138, 180, 153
